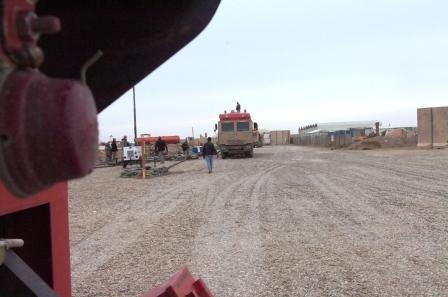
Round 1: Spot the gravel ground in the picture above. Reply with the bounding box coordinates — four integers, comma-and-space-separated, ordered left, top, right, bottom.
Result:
69, 146, 448, 297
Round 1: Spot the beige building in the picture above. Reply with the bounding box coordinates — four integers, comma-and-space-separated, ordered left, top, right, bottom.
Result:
417, 106, 448, 148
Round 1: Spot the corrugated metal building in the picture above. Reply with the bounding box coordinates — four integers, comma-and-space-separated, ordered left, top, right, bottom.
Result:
299, 121, 380, 135
296, 121, 381, 148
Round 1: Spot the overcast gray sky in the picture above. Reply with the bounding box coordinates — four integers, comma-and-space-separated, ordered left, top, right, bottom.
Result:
98, 0, 448, 142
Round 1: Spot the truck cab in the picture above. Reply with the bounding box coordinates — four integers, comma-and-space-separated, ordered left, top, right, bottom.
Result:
217, 111, 259, 158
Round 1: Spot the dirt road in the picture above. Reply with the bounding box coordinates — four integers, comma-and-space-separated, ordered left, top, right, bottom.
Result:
69, 146, 448, 296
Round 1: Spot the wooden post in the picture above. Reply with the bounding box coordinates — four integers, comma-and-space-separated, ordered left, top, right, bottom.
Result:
141, 141, 146, 179
133, 87, 138, 144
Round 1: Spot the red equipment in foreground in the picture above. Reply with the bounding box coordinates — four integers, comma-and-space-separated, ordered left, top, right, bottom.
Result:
143, 266, 213, 297
0, 0, 220, 296
0, 183, 70, 296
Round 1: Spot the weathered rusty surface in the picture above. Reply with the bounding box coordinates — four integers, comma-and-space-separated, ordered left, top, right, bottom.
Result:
2, 0, 61, 67
0, 70, 98, 197
36, 0, 221, 112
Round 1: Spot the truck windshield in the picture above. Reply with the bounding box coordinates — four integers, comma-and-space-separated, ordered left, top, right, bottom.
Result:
237, 122, 250, 131
221, 122, 234, 132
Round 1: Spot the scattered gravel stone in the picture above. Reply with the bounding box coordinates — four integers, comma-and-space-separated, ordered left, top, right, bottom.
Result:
69, 146, 448, 296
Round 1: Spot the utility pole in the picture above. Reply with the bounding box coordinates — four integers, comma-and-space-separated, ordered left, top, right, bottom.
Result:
133, 87, 137, 144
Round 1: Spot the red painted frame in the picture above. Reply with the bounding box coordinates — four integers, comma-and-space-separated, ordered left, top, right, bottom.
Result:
0, 182, 71, 297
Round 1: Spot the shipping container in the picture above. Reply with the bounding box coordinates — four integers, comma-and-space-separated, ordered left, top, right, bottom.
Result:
270, 130, 290, 145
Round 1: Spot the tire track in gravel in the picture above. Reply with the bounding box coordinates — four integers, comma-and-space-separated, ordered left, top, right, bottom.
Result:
71, 183, 190, 246
277, 155, 448, 296
190, 162, 284, 297
258, 162, 338, 297
350, 160, 448, 192
327, 164, 448, 232
69, 146, 448, 296
261, 161, 429, 296
72, 187, 211, 297
261, 169, 382, 296
322, 162, 448, 282
69, 166, 204, 245
312, 150, 448, 231
71, 172, 210, 282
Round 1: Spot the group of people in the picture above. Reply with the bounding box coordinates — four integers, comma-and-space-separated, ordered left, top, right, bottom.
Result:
105, 136, 129, 164
105, 98, 239, 171
155, 137, 192, 163
104, 136, 169, 164
155, 136, 217, 173
104, 136, 192, 165
104, 136, 217, 173
104, 101, 239, 171
156, 136, 217, 174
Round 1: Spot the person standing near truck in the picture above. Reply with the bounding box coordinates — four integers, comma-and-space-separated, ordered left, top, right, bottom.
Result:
121, 135, 130, 168
154, 136, 168, 164
202, 137, 217, 173
181, 140, 190, 157
121, 136, 129, 148
111, 138, 118, 165
105, 142, 112, 162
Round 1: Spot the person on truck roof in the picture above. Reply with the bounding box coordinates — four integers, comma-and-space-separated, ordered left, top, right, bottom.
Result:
236, 101, 241, 112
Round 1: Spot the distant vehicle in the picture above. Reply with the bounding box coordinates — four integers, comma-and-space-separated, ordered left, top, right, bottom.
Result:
217, 110, 259, 158
263, 133, 271, 145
